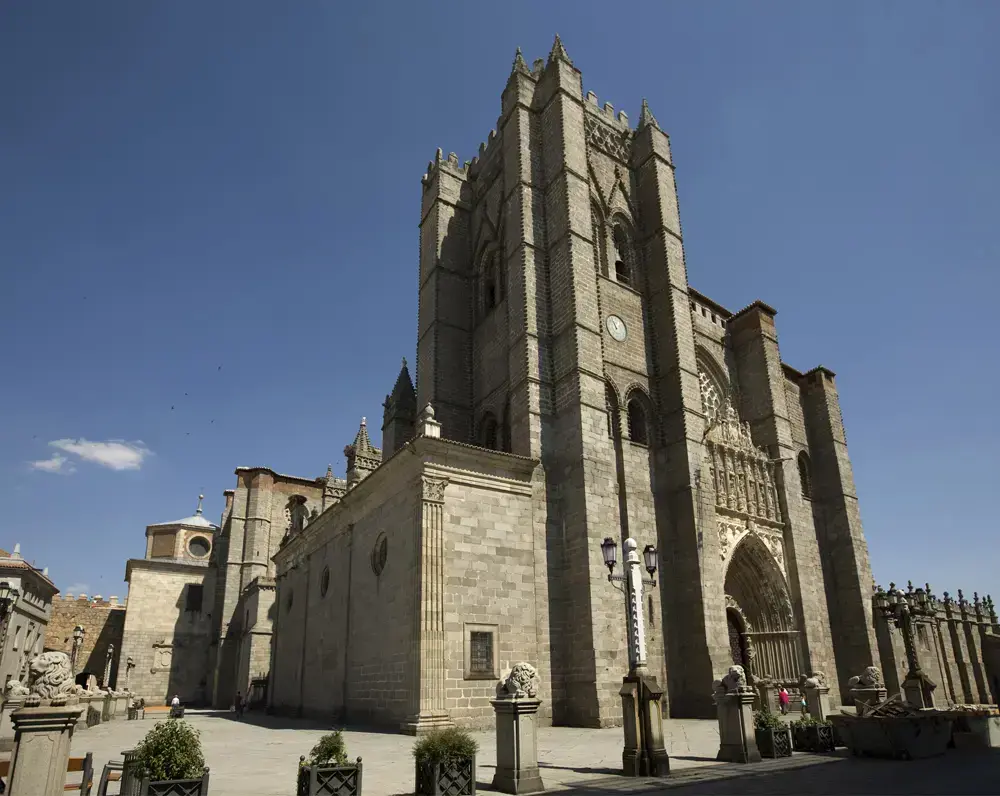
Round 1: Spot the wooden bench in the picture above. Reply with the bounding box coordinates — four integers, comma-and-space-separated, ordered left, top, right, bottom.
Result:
0, 752, 94, 794
140, 705, 171, 719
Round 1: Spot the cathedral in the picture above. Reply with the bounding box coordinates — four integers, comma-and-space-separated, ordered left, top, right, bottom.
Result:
121, 38, 879, 730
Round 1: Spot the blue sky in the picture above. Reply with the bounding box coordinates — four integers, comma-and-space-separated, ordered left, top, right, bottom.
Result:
1, 2, 997, 604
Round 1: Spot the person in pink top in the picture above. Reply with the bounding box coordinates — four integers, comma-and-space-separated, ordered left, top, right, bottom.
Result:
778, 686, 790, 715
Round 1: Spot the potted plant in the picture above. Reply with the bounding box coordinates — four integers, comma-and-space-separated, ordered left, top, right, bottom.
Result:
790, 715, 836, 753
754, 708, 792, 758
297, 730, 362, 796
133, 720, 210, 795
413, 727, 478, 796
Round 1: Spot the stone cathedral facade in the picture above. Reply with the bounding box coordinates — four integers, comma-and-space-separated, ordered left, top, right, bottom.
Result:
129, 39, 879, 727
261, 38, 879, 729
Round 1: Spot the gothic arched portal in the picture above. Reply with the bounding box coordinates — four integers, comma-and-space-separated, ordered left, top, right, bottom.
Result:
724, 533, 803, 682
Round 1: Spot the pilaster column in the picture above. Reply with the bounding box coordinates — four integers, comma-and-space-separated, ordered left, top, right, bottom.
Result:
403, 474, 453, 734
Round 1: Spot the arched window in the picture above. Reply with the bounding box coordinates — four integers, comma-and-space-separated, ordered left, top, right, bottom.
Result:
798, 452, 812, 500
627, 396, 649, 445
606, 384, 620, 439
612, 224, 633, 286
480, 413, 499, 450
592, 203, 607, 277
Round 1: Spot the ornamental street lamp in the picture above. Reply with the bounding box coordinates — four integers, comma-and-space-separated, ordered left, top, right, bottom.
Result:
71, 625, 85, 676
125, 656, 135, 692
600, 537, 669, 777
873, 581, 939, 707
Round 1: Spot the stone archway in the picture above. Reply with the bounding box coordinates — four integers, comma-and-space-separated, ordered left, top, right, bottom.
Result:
724, 533, 802, 682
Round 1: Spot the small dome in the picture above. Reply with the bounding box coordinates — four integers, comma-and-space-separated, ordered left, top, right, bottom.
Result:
150, 495, 217, 530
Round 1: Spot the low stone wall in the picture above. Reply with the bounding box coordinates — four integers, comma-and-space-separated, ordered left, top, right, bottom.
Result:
1, 691, 132, 748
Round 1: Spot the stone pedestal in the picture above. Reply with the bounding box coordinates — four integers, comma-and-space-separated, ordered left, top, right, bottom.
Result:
8, 702, 85, 796
490, 696, 544, 794
714, 683, 761, 764
754, 681, 778, 714
850, 686, 887, 716
620, 673, 670, 777
0, 697, 25, 751
804, 682, 831, 721
902, 671, 937, 709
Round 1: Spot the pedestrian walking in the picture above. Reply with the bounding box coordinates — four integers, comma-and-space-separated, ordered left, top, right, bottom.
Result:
778, 686, 790, 715
235, 691, 244, 719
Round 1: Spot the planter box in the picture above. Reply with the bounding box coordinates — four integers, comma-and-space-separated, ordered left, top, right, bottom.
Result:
952, 716, 1000, 750
754, 727, 792, 758
140, 769, 210, 796
829, 714, 952, 760
792, 724, 835, 753
298, 760, 362, 796
415, 755, 476, 796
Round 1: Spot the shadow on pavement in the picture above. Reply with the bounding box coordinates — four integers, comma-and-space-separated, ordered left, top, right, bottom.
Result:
525, 749, 1000, 795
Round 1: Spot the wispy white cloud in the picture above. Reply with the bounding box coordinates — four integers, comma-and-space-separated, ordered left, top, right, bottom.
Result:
48, 439, 152, 471
64, 583, 91, 596
29, 454, 76, 474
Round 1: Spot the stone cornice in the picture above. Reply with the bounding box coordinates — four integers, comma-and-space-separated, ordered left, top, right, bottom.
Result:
125, 557, 211, 582
274, 435, 539, 567
234, 466, 326, 488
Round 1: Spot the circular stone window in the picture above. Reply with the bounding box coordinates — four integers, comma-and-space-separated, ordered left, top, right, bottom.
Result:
188, 535, 211, 558
371, 533, 388, 576
320, 566, 330, 597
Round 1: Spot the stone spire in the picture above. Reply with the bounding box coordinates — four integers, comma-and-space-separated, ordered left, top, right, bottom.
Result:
195, 494, 205, 516
548, 34, 573, 66
345, 417, 382, 490
639, 98, 660, 131
382, 357, 417, 457
511, 46, 531, 77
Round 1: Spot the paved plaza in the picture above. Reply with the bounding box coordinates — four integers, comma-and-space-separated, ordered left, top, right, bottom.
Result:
69, 711, 998, 796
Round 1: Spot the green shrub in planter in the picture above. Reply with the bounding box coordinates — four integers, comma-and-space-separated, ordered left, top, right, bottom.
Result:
790, 716, 835, 753
298, 731, 362, 796
413, 728, 479, 796
753, 709, 792, 758
133, 720, 210, 795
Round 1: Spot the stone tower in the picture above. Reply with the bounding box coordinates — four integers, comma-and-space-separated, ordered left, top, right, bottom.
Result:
417, 37, 879, 721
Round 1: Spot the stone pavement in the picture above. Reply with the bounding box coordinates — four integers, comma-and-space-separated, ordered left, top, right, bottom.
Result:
66, 711, 995, 795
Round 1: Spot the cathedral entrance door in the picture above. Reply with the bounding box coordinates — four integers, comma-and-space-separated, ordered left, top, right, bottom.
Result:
724, 533, 803, 683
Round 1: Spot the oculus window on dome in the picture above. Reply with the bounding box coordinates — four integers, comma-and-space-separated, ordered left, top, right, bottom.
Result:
188, 535, 211, 558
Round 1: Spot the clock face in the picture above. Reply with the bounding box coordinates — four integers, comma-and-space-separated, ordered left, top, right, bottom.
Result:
606, 314, 627, 342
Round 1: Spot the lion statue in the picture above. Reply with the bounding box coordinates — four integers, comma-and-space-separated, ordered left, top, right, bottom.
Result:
721, 665, 748, 692
497, 662, 539, 699
26, 651, 80, 700
848, 665, 883, 689
3, 679, 30, 700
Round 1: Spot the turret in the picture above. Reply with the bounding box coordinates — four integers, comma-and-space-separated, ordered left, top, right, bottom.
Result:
382, 358, 417, 456
344, 418, 382, 489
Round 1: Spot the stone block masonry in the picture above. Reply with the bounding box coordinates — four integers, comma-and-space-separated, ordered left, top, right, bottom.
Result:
46, 595, 125, 687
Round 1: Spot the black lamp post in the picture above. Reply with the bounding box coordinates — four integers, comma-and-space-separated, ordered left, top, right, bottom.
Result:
71, 625, 85, 676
